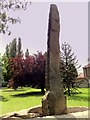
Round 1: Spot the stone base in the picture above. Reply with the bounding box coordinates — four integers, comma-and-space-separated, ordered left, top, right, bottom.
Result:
0, 106, 89, 120
42, 91, 67, 116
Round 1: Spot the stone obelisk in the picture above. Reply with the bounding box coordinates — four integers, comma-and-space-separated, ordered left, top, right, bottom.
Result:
42, 4, 67, 116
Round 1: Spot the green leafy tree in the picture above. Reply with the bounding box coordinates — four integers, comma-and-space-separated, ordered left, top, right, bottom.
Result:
0, 53, 4, 87
2, 44, 10, 83
25, 48, 29, 58
10, 38, 17, 58
0, 0, 31, 35
5, 44, 10, 58
17, 37, 23, 56
60, 42, 80, 96
2, 53, 10, 82
2, 38, 24, 83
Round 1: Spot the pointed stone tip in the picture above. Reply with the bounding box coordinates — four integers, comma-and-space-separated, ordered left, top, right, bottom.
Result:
50, 4, 58, 11
50, 4, 57, 7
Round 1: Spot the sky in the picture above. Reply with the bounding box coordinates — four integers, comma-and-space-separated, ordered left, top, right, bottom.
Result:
0, 1, 88, 73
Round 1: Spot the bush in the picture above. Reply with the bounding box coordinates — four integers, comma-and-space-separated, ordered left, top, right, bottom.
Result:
2, 80, 7, 87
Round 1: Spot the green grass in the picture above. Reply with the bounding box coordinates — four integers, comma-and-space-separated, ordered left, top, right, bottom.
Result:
67, 88, 89, 107
0, 87, 89, 115
0, 87, 43, 115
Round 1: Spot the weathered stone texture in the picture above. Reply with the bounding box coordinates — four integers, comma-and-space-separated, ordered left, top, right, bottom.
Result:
42, 4, 67, 116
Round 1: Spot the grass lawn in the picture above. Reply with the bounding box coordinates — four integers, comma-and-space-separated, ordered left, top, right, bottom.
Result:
0, 87, 43, 115
67, 88, 89, 107
0, 87, 89, 115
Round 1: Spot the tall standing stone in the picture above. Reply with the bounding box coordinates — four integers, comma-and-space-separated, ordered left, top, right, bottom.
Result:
42, 4, 67, 116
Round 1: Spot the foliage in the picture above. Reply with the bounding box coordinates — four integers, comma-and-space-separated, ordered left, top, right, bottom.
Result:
17, 37, 23, 56
60, 42, 80, 96
2, 54, 9, 82
2, 37, 23, 83
5, 44, 10, 58
0, 53, 4, 87
32, 52, 46, 92
0, 0, 31, 35
9, 38, 17, 58
25, 48, 29, 58
8, 51, 46, 92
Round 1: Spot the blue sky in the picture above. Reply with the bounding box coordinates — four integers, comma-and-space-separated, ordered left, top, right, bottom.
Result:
0, 1, 88, 73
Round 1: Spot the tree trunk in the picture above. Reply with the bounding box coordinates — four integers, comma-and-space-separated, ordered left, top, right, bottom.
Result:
68, 86, 70, 96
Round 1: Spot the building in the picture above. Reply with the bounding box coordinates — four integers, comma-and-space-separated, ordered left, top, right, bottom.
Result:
83, 63, 90, 87
77, 73, 84, 80
77, 72, 88, 88
76, 63, 90, 88
83, 63, 90, 78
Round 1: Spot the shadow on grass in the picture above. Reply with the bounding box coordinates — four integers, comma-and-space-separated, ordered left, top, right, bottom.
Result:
11, 91, 44, 98
0, 95, 8, 102
3, 89, 26, 92
68, 94, 88, 102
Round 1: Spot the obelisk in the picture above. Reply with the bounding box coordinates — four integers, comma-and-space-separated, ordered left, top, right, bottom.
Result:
42, 4, 67, 116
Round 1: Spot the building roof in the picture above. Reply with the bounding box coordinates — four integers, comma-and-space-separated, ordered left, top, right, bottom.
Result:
83, 63, 90, 68
77, 73, 84, 79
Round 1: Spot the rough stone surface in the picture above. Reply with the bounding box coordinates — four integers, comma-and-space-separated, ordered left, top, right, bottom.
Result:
42, 4, 67, 116
0, 117, 22, 120
0, 113, 40, 120
0, 106, 89, 120
28, 105, 42, 115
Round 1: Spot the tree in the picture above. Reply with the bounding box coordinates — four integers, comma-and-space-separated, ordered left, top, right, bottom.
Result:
32, 52, 46, 93
0, 0, 31, 35
2, 38, 23, 83
8, 51, 46, 92
10, 38, 17, 58
17, 37, 23, 56
60, 42, 80, 96
8, 56, 24, 89
25, 48, 29, 58
2, 44, 10, 82
5, 44, 10, 58
0, 53, 4, 87
2, 53, 11, 82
